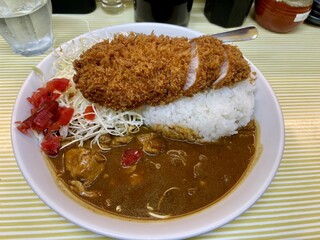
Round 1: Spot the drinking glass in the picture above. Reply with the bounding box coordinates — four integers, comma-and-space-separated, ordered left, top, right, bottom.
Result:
101, 0, 125, 14
0, 0, 54, 56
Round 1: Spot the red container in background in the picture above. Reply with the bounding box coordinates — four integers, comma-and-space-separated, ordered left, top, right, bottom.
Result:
254, 0, 313, 33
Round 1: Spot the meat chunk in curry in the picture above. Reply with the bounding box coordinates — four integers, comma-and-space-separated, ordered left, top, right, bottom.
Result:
69, 180, 100, 198
64, 148, 106, 187
111, 135, 133, 146
137, 132, 166, 154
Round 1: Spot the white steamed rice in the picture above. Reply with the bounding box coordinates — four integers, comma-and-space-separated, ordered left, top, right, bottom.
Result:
141, 79, 255, 142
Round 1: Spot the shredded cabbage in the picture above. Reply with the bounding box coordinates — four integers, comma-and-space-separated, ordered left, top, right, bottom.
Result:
58, 87, 143, 150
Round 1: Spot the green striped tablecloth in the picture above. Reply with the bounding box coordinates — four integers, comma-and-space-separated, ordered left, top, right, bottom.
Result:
1, 1, 320, 239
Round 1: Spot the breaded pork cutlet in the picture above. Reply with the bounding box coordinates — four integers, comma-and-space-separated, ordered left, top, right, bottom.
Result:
212, 44, 251, 89
183, 36, 225, 97
73, 33, 251, 111
73, 33, 191, 110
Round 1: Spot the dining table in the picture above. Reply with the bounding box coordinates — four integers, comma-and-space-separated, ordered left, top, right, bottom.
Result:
1, 0, 320, 239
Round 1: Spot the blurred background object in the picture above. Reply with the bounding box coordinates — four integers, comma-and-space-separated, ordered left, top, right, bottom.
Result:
307, 0, 320, 25
134, 0, 194, 26
0, 0, 54, 56
204, 0, 254, 28
101, 0, 125, 14
52, 0, 96, 13
254, 0, 313, 33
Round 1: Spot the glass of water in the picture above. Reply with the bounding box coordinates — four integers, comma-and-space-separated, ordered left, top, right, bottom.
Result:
101, 0, 125, 14
0, 0, 54, 56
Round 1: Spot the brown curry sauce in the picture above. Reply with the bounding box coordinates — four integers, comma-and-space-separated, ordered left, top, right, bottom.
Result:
49, 121, 256, 219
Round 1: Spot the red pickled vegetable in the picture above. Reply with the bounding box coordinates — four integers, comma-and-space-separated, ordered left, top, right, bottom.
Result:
46, 78, 70, 92
16, 78, 74, 156
27, 78, 70, 110
121, 149, 143, 167
16, 119, 33, 134
83, 105, 95, 121
33, 109, 54, 128
57, 107, 74, 125
49, 107, 74, 131
27, 87, 60, 110
16, 101, 59, 133
41, 133, 62, 156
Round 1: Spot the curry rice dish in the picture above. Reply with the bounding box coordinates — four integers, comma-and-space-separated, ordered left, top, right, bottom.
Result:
18, 32, 258, 219
65, 33, 257, 219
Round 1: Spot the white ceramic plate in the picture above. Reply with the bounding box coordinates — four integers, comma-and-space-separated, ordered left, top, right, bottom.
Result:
11, 23, 285, 240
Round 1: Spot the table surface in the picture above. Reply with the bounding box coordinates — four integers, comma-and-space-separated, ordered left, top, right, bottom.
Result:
1, 1, 320, 239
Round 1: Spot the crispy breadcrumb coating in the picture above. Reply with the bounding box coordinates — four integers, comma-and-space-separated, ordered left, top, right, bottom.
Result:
73, 33, 191, 110
73, 33, 251, 111
213, 44, 251, 89
183, 36, 225, 97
